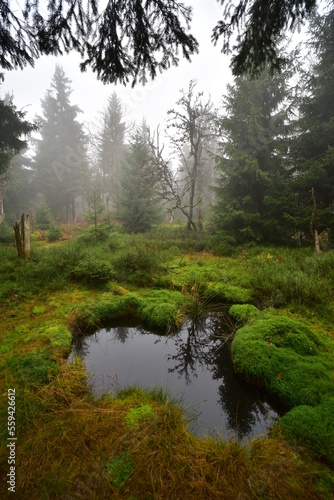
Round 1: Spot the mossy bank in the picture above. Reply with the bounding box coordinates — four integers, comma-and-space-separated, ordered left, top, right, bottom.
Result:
0, 226, 333, 498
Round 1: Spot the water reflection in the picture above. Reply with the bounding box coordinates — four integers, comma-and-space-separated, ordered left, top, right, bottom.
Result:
71, 313, 281, 441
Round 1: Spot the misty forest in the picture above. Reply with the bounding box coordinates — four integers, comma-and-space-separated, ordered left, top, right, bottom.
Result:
1, 1, 334, 498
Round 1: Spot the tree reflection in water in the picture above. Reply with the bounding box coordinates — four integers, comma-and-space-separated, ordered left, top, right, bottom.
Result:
71, 313, 280, 440
166, 313, 280, 440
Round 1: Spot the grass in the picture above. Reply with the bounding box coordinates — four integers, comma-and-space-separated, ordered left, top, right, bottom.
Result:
0, 225, 333, 497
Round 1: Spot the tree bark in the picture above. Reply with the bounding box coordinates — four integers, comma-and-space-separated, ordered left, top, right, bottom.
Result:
21, 213, 31, 259
13, 214, 30, 259
314, 230, 321, 253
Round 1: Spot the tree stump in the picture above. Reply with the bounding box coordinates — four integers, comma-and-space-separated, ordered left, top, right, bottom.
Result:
13, 214, 30, 259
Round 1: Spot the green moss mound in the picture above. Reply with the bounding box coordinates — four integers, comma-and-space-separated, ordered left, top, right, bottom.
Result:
280, 396, 334, 466
231, 312, 334, 464
208, 282, 253, 303
124, 404, 155, 429
74, 293, 141, 331
8, 350, 58, 385
139, 290, 187, 332
229, 304, 261, 323
74, 290, 188, 333
231, 315, 334, 408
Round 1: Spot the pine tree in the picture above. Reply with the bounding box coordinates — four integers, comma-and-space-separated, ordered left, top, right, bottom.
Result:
118, 123, 160, 233
32, 65, 89, 222
212, 67, 294, 244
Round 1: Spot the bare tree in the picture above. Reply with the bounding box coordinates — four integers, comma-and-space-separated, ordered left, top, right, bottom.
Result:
166, 81, 218, 230
149, 128, 198, 231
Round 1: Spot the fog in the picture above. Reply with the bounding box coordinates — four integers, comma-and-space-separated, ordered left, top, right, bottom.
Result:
2, 0, 231, 130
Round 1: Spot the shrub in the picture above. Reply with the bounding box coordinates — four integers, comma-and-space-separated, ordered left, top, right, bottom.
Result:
0, 223, 14, 244
47, 225, 62, 242
112, 243, 161, 286
250, 250, 333, 308
70, 253, 112, 284
35, 200, 54, 230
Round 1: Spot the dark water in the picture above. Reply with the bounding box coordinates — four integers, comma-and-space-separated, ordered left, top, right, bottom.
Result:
71, 313, 281, 441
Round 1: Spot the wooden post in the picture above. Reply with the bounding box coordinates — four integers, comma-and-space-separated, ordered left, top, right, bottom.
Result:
13, 214, 30, 259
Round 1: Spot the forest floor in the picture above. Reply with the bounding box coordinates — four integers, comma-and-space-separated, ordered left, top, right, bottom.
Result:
0, 225, 333, 498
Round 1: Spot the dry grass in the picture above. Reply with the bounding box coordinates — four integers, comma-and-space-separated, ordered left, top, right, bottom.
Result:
0, 244, 333, 498
1, 355, 330, 498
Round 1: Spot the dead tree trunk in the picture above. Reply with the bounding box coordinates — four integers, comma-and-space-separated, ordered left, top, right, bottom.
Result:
310, 188, 321, 254
13, 214, 30, 259
314, 230, 321, 254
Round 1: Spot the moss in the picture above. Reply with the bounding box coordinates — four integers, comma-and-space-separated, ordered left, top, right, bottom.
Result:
74, 293, 141, 330
208, 282, 253, 303
232, 316, 334, 408
124, 404, 155, 429
32, 305, 47, 315
139, 290, 187, 333
42, 322, 72, 349
7, 349, 58, 385
229, 304, 261, 322
280, 396, 334, 465
105, 452, 134, 487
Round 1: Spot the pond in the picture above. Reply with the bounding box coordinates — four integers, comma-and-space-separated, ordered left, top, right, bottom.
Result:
71, 312, 281, 441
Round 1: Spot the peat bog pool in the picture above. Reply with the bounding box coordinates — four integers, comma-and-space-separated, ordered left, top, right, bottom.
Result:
71, 313, 282, 441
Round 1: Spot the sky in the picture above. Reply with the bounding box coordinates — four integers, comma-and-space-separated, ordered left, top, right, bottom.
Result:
1, 0, 232, 135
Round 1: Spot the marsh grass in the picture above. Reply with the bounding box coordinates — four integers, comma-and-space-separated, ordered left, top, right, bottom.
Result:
0, 228, 334, 496
1, 359, 329, 498
250, 248, 334, 309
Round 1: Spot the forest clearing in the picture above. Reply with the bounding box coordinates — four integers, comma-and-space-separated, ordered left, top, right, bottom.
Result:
0, 225, 333, 498
1, 1, 334, 497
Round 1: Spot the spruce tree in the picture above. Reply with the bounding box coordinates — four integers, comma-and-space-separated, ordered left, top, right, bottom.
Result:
3, 151, 35, 225
0, 86, 37, 224
33, 65, 89, 222
96, 93, 126, 212
291, 10, 334, 239
35, 199, 54, 230
212, 67, 294, 244
118, 123, 160, 233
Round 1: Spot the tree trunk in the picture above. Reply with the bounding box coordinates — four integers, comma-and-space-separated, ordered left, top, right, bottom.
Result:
314, 230, 321, 254
21, 213, 31, 259
13, 222, 23, 258
13, 214, 30, 259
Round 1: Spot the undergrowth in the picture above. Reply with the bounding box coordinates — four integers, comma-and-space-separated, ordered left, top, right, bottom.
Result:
0, 225, 333, 497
